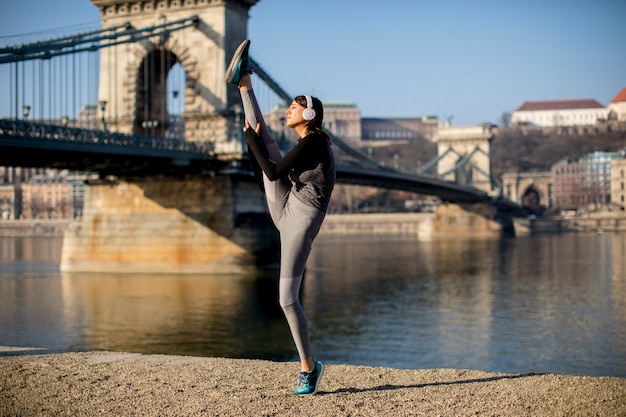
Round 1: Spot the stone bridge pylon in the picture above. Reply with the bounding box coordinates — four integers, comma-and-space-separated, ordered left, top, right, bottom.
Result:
92, 0, 258, 151
433, 124, 497, 194
60, 1, 279, 275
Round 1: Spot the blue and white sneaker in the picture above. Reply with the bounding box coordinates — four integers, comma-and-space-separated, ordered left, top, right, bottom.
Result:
294, 361, 324, 395
225, 39, 251, 85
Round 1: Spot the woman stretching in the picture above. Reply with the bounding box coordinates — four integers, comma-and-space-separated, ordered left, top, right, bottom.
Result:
226, 39, 335, 396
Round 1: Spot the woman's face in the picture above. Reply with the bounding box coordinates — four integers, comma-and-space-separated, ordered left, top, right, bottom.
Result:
285, 100, 307, 128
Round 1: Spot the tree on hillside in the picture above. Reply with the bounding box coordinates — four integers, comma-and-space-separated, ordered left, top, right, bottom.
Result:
491, 128, 626, 180
364, 135, 437, 173
499, 112, 511, 128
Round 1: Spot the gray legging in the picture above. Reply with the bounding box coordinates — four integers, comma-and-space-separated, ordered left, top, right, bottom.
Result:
241, 88, 326, 361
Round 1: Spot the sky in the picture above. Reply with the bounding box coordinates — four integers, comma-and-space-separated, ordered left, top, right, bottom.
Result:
1, 0, 625, 126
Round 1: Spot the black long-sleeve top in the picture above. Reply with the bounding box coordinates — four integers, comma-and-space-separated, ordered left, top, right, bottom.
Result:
245, 128, 336, 212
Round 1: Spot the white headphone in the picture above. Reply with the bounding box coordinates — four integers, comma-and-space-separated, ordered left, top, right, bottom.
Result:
303, 95, 316, 121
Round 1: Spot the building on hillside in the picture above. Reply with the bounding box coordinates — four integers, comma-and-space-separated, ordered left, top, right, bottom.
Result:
552, 150, 625, 211
610, 158, 626, 210
321, 102, 362, 144
360, 118, 416, 145
361, 115, 440, 145
266, 102, 441, 147
511, 98, 608, 128
607, 87, 626, 122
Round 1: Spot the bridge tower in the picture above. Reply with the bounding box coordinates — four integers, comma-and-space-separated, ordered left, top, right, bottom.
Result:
59, 1, 279, 274
433, 125, 496, 194
91, 0, 257, 152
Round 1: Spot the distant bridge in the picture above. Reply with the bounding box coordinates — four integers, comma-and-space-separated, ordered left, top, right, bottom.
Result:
0, 118, 514, 206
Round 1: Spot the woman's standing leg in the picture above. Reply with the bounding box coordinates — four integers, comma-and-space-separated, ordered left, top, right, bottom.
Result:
278, 197, 326, 390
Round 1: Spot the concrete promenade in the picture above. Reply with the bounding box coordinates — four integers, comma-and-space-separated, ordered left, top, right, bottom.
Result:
1, 347, 624, 416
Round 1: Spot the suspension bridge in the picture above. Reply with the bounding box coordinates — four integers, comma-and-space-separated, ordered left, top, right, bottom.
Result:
0, 0, 521, 273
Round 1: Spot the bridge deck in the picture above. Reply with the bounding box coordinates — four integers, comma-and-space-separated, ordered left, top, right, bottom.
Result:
1, 119, 523, 211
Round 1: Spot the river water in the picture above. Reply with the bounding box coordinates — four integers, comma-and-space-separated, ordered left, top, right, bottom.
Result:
1, 232, 624, 378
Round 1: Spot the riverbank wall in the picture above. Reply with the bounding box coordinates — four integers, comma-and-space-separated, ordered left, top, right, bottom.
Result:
0, 215, 434, 239
563, 215, 626, 232
0, 219, 72, 237
3, 213, 626, 239
515, 214, 626, 234
320, 212, 434, 237
321, 203, 507, 238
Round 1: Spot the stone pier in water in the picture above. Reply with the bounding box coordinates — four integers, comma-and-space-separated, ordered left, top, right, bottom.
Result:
61, 175, 279, 274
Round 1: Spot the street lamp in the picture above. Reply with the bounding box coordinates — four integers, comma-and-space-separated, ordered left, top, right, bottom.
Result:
99, 100, 107, 131
61, 116, 69, 127
22, 105, 30, 121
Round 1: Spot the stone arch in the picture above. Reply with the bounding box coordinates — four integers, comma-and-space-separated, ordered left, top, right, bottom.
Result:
127, 35, 203, 138
521, 184, 543, 214
133, 46, 177, 136
94, 0, 258, 149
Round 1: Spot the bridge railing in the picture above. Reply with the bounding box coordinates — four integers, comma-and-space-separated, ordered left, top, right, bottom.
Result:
0, 119, 213, 156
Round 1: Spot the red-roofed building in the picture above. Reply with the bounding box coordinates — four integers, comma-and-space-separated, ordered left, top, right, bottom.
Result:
608, 87, 626, 122
511, 97, 608, 128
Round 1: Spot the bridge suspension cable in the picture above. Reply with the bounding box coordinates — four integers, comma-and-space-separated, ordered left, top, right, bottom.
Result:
1, 16, 196, 137
0, 16, 199, 64
416, 148, 452, 175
